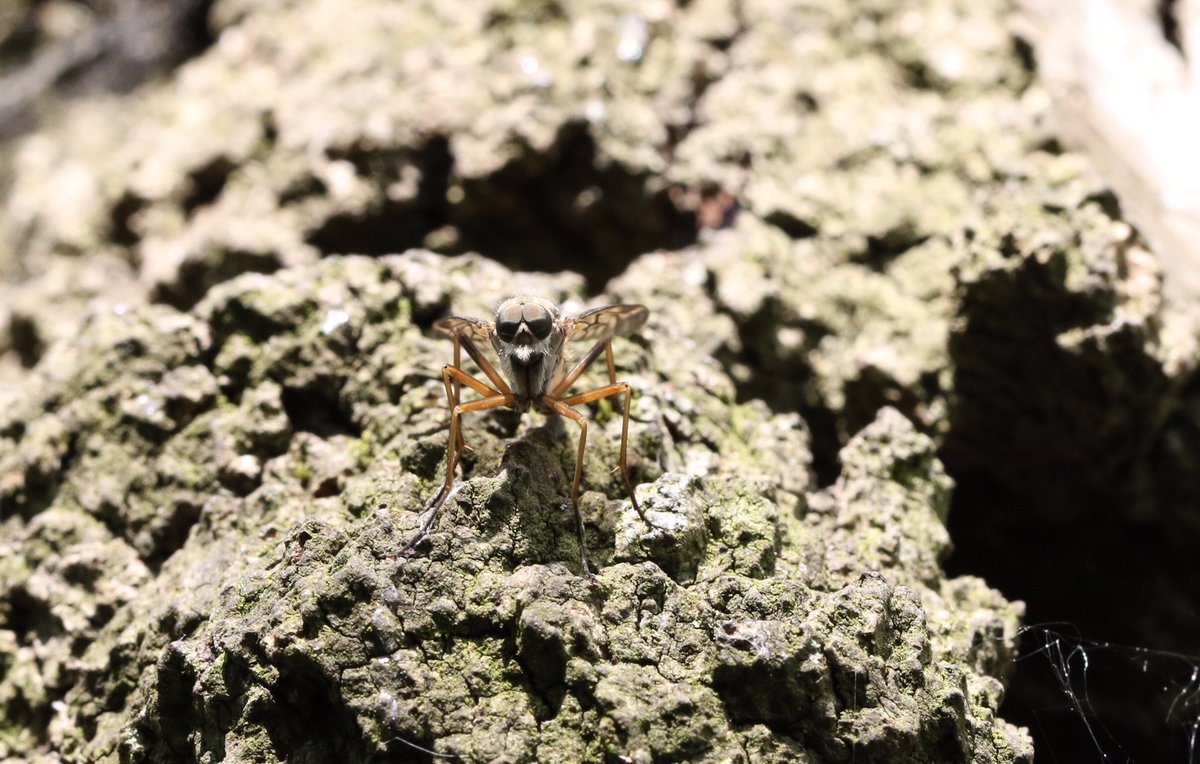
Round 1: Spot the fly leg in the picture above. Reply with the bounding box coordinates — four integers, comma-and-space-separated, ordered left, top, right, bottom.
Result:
541, 381, 641, 576
541, 397, 594, 575
404, 368, 514, 554
557, 383, 643, 521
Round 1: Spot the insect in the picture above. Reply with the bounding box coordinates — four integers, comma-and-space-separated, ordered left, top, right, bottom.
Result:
408, 295, 650, 575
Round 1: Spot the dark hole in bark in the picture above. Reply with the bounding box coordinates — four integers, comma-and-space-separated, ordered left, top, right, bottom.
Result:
305, 123, 700, 295
940, 254, 1189, 763
281, 384, 362, 439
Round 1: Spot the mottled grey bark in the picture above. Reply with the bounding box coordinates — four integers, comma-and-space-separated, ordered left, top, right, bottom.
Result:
2, 0, 1197, 761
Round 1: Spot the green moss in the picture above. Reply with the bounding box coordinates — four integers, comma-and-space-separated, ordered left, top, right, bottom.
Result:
350, 431, 374, 468
292, 460, 314, 484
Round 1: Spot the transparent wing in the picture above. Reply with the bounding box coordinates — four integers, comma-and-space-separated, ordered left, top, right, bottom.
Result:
561, 304, 649, 342
432, 316, 494, 343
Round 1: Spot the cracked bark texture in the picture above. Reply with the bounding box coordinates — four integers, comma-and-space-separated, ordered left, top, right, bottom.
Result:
1, 0, 1196, 761
0, 253, 1029, 762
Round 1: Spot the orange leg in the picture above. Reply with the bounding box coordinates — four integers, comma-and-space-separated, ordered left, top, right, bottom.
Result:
451, 338, 463, 448
542, 382, 642, 575
456, 333, 512, 396
405, 387, 516, 553
558, 383, 642, 520
542, 397, 594, 574
443, 363, 496, 453
551, 339, 612, 397
448, 330, 511, 459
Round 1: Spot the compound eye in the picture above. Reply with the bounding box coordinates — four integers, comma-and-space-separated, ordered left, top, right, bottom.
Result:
498, 302, 526, 323
495, 319, 519, 342
525, 314, 552, 340
496, 302, 527, 342
520, 304, 553, 339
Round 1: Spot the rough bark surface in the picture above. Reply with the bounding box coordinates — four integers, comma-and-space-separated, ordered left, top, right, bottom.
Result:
1, 0, 1197, 761
0, 252, 1030, 762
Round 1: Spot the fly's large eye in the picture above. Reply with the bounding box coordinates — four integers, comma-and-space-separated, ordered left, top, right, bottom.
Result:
496, 302, 526, 342
521, 304, 553, 339
498, 303, 526, 323
495, 319, 519, 342
525, 314, 553, 339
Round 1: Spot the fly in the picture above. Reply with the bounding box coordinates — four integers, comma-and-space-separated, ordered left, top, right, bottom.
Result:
407, 296, 650, 575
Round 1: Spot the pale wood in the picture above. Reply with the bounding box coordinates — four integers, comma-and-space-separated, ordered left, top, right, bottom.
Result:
1017, 0, 1200, 301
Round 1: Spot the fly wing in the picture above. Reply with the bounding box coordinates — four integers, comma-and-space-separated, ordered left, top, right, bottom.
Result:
562, 304, 649, 342
432, 316, 494, 344
433, 315, 507, 388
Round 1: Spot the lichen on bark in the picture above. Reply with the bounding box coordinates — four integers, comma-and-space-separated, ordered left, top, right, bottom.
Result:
0, 251, 1029, 762
6, 0, 1190, 760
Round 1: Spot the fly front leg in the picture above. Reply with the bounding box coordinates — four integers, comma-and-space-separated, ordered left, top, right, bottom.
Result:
449, 337, 465, 452
405, 389, 515, 554
442, 362, 496, 454
550, 339, 611, 397
446, 333, 514, 453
